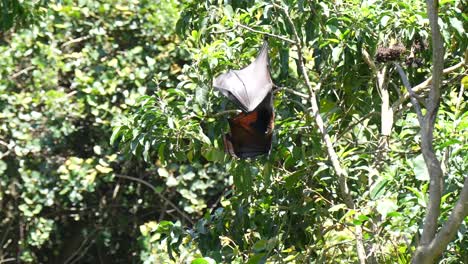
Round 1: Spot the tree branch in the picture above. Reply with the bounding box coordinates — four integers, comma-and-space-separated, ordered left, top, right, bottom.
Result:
394, 63, 424, 123
426, 176, 468, 260
391, 61, 465, 113
418, 0, 445, 246
363, 49, 392, 186
362, 49, 377, 73
210, 28, 235, 34
9, 66, 35, 79
273, 3, 367, 264
411, 0, 448, 263
60, 35, 91, 49
362, 48, 394, 137
274, 85, 309, 98
115, 174, 194, 225
0, 140, 9, 148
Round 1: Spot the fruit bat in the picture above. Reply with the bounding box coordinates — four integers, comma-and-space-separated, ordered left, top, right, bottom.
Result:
213, 40, 275, 158
223, 92, 274, 158
213, 40, 273, 112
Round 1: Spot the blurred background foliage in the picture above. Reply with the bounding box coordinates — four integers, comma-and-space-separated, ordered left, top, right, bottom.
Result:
0, 0, 466, 263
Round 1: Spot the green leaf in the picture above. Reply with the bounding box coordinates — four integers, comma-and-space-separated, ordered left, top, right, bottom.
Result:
158, 167, 169, 177
192, 258, 216, 264
284, 171, 302, 189
157, 221, 174, 233
110, 126, 123, 144
0, 160, 6, 174
449, 17, 464, 35
332, 46, 343, 62
202, 147, 224, 162
380, 15, 390, 27
246, 253, 266, 264
413, 155, 429, 181
252, 239, 267, 252
376, 198, 397, 219
370, 177, 389, 199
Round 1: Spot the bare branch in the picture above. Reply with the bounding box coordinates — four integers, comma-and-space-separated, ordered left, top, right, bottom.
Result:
115, 174, 194, 225
394, 63, 424, 123
0, 140, 14, 159
0, 140, 9, 147
362, 48, 393, 137
0, 258, 16, 264
377, 66, 393, 136
237, 23, 295, 44
418, 0, 445, 246
64, 230, 96, 264
363, 49, 392, 181
0, 150, 11, 160
362, 49, 377, 73
411, 0, 447, 262
426, 176, 468, 260
454, 81, 464, 112
210, 28, 235, 34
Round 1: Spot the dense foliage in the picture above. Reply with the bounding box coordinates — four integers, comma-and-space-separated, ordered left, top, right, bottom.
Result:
1, 0, 466, 263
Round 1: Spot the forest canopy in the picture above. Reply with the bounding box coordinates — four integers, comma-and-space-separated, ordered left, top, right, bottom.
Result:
0, 0, 466, 263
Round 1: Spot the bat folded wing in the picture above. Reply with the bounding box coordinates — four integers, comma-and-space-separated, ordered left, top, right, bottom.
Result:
213, 40, 273, 112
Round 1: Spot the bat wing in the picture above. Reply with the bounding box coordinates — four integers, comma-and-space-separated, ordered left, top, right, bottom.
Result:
223, 92, 274, 158
214, 41, 273, 112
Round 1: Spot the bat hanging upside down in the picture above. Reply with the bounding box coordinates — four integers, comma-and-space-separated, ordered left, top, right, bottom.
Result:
213, 40, 275, 158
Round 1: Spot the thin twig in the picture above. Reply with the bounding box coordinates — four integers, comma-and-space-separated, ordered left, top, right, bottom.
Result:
9, 66, 35, 79
68, 237, 96, 264
66, 91, 78, 98
237, 23, 295, 44
0, 218, 13, 249
61, 35, 91, 49
336, 111, 380, 140
115, 174, 194, 225
210, 28, 235, 34
377, 66, 392, 136
321, 239, 356, 254
0, 140, 9, 147
274, 86, 309, 98
64, 231, 96, 264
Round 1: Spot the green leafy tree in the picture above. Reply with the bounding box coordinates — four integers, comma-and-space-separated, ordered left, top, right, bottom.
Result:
116, 0, 467, 263
0, 0, 225, 262
1, 0, 466, 263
